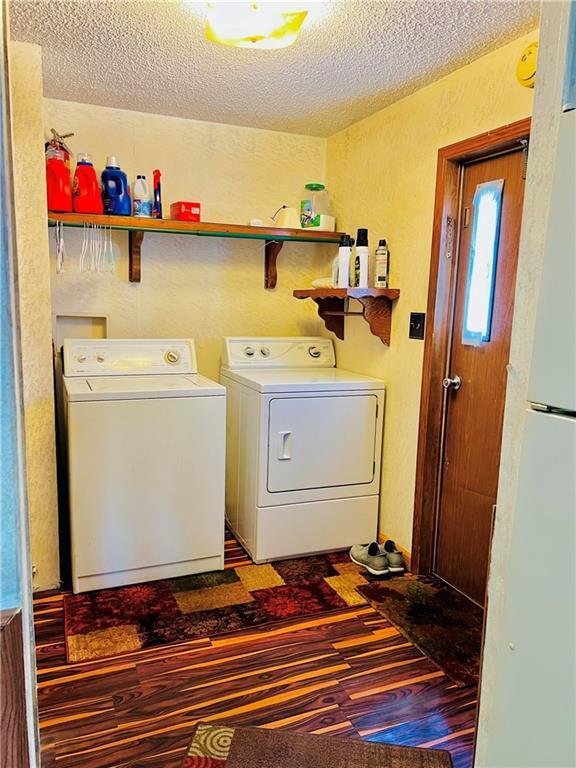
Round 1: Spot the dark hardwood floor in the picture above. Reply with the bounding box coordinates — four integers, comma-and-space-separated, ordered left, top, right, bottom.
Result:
34, 534, 477, 768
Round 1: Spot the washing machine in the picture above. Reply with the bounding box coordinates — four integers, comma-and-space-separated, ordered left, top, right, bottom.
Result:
63, 338, 226, 593
220, 337, 385, 562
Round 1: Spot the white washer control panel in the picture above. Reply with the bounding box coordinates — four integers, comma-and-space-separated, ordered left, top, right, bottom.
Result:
63, 339, 197, 377
223, 337, 335, 369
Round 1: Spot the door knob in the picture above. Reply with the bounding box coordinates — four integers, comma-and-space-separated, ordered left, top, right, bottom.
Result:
442, 375, 462, 391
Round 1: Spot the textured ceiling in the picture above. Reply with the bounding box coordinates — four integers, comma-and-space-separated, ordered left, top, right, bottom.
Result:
10, 0, 539, 136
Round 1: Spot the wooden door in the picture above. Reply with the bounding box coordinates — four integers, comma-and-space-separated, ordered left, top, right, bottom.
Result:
434, 149, 526, 605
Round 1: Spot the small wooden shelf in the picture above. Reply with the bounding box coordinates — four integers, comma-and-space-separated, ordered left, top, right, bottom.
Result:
48, 212, 342, 287
293, 288, 400, 345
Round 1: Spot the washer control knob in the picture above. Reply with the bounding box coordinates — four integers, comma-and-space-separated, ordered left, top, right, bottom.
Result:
76, 354, 87, 363
96, 354, 106, 363
244, 346, 256, 358
260, 347, 271, 358
165, 350, 181, 364
308, 346, 322, 359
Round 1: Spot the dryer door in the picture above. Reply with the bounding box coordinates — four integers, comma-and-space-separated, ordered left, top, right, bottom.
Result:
267, 394, 378, 493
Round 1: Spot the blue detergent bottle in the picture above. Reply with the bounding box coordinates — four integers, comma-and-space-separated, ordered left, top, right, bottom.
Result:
101, 156, 131, 215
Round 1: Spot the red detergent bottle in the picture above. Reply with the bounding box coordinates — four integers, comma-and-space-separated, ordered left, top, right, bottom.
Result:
73, 153, 103, 214
46, 146, 72, 212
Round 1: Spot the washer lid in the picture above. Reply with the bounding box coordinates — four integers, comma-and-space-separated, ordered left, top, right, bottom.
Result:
220, 367, 385, 393
64, 374, 225, 401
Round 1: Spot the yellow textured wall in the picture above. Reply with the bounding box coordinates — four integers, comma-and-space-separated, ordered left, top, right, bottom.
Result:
46, 99, 329, 381
10, 42, 59, 590
326, 31, 536, 551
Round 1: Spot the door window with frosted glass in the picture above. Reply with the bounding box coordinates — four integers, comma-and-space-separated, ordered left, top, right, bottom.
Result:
462, 179, 504, 346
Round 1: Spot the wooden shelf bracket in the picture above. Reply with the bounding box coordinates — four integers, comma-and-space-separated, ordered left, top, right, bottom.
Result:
129, 230, 145, 283
264, 240, 284, 289
355, 295, 394, 345
314, 295, 347, 339
293, 288, 400, 345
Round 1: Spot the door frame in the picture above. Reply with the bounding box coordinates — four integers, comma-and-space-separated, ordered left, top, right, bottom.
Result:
411, 117, 531, 576
1, 4, 40, 763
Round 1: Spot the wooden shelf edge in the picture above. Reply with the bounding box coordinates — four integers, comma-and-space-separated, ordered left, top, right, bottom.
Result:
48, 212, 343, 244
48, 213, 342, 287
293, 287, 400, 300
294, 287, 400, 345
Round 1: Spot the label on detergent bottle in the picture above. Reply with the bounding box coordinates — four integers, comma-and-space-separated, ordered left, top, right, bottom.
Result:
133, 198, 153, 217
300, 198, 320, 228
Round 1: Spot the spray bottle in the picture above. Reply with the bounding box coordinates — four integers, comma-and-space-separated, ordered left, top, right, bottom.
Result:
354, 228, 369, 288
153, 169, 163, 219
374, 239, 390, 288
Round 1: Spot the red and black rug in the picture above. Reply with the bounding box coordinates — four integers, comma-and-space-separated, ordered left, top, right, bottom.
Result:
358, 575, 483, 686
64, 551, 370, 663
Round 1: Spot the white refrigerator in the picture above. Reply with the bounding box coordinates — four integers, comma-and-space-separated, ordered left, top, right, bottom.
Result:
482, 40, 576, 767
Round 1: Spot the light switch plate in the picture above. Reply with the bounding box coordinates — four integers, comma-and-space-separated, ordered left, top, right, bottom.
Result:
409, 312, 426, 340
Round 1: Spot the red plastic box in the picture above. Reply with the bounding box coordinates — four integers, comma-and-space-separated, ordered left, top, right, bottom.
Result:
170, 201, 201, 222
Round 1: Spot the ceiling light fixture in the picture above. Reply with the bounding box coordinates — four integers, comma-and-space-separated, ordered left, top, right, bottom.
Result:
205, 2, 308, 50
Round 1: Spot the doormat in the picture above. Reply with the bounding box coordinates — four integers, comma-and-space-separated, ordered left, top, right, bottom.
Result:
358, 575, 483, 686
64, 553, 370, 663
182, 722, 454, 768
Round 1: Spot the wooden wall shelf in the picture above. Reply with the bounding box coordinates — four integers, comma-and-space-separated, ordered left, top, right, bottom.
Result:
293, 287, 400, 345
48, 212, 342, 287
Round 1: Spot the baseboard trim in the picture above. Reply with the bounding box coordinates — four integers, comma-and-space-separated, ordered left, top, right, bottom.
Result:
378, 533, 412, 573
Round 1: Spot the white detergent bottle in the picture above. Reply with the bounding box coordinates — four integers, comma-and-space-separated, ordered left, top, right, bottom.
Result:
337, 234, 354, 288
133, 175, 153, 217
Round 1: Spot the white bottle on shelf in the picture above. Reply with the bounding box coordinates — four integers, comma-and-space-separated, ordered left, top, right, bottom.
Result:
133, 175, 153, 217
337, 234, 354, 288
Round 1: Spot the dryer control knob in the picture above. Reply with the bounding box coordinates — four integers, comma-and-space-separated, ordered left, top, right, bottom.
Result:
96, 354, 105, 363
244, 346, 256, 358
165, 350, 181, 364
308, 346, 322, 358
76, 354, 87, 363
260, 347, 271, 358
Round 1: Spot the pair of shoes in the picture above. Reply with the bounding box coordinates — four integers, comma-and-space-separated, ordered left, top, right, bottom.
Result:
350, 542, 390, 576
381, 539, 405, 575
349, 540, 405, 577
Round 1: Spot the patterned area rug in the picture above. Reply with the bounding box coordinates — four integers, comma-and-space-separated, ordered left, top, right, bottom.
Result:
358, 575, 483, 686
64, 552, 370, 662
183, 722, 454, 767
